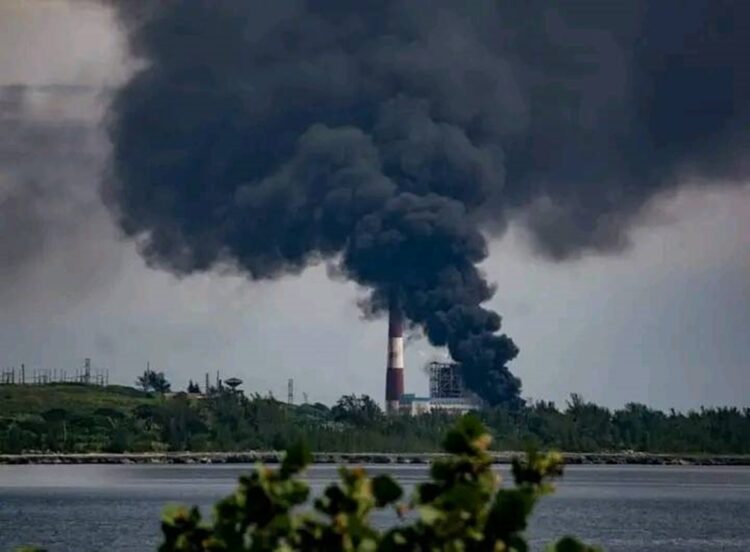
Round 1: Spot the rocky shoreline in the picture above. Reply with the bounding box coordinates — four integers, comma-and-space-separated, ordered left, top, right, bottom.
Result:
1, 451, 748, 466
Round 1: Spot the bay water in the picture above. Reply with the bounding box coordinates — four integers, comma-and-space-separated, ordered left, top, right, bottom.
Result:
1, 464, 748, 551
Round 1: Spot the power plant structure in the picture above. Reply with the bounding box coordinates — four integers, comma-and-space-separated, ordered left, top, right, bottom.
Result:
383, 291, 482, 416
384, 295, 405, 414
428, 361, 466, 399
0, 359, 109, 387
397, 361, 484, 416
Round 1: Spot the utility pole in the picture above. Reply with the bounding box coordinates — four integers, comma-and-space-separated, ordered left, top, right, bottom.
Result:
287, 378, 294, 405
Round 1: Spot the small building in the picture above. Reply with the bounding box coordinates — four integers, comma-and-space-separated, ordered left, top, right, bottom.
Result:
427, 396, 482, 414
399, 394, 481, 416
399, 394, 433, 415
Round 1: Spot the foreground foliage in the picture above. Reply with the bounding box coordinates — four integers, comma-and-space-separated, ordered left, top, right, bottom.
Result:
158, 416, 598, 551
1, 384, 748, 455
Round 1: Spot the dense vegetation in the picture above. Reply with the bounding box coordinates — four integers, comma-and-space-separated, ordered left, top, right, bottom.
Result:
0, 384, 748, 455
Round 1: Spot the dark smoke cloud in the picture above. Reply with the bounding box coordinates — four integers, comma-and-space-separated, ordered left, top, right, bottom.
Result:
105, 1, 749, 405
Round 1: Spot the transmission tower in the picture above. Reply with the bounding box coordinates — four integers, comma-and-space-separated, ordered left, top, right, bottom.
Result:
83, 358, 92, 385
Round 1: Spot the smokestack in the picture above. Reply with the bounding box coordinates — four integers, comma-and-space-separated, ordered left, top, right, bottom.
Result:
385, 293, 405, 414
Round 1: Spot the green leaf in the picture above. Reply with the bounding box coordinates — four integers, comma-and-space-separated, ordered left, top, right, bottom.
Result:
443, 428, 473, 455
486, 490, 533, 538
418, 505, 443, 525
457, 413, 485, 437
442, 414, 490, 455
371, 475, 403, 507
281, 441, 311, 477
417, 482, 441, 503
508, 535, 529, 552
442, 482, 485, 510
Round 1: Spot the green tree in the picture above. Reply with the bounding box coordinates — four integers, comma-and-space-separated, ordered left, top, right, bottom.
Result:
331, 394, 384, 427
41, 408, 70, 450
564, 394, 614, 451
137, 370, 172, 394
2, 384, 748, 456
137, 370, 151, 392
3, 422, 24, 454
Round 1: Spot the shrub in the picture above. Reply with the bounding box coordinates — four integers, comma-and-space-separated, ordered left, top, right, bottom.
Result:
157, 415, 598, 551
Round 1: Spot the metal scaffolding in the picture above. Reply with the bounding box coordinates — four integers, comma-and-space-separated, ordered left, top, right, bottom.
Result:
428, 361, 465, 399
0, 359, 108, 386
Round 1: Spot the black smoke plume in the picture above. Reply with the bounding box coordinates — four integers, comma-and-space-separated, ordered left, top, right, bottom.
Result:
105, 1, 749, 406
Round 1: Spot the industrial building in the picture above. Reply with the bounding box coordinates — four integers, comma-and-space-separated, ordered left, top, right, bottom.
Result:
394, 361, 483, 416
382, 294, 482, 416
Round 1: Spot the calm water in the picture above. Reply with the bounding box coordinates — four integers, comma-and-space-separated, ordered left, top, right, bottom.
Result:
1, 464, 749, 551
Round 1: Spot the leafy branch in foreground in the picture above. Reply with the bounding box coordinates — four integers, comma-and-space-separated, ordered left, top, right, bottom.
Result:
157, 415, 599, 552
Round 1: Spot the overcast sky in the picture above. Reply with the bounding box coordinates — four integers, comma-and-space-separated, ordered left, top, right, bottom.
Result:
0, 0, 747, 410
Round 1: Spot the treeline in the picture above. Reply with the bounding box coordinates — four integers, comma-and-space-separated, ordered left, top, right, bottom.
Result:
486, 394, 750, 453
0, 385, 748, 454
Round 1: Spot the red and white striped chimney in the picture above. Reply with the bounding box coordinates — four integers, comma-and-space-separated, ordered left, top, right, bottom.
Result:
385, 294, 405, 414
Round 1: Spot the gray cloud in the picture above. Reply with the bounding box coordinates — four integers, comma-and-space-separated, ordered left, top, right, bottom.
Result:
0, 0, 128, 309
0, 85, 108, 296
